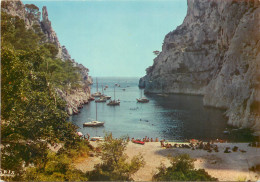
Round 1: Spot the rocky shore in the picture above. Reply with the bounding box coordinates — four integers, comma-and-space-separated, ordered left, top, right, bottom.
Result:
2, 0, 92, 115
140, 0, 260, 135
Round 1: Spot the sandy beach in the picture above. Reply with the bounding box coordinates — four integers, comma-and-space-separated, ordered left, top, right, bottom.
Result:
74, 141, 260, 181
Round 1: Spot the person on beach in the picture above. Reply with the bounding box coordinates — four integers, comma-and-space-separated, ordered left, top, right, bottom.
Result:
155, 137, 159, 142
160, 140, 165, 147
151, 138, 153, 142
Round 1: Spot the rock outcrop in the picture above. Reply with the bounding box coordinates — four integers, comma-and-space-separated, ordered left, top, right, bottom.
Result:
2, 0, 92, 115
140, 0, 260, 134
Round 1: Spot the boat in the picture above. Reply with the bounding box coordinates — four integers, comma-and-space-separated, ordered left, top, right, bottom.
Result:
90, 136, 104, 141
100, 85, 111, 101
88, 97, 95, 101
95, 97, 107, 103
132, 139, 145, 145
107, 86, 120, 106
91, 78, 102, 97
137, 89, 149, 103
137, 98, 149, 103
83, 102, 105, 127
107, 100, 120, 106
83, 120, 104, 127
104, 95, 111, 100
92, 92, 102, 97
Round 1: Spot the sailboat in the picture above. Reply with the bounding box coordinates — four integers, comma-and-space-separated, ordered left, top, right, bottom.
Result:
91, 78, 102, 97
83, 102, 105, 127
95, 85, 107, 103
137, 89, 149, 103
101, 85, 111, 100
107, 86, 120, 106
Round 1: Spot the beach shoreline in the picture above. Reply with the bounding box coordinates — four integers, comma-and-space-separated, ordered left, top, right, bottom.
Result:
74, 141, 260, 181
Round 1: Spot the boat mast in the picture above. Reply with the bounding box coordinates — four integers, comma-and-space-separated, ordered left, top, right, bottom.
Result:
96, 77, 98, 93
102, 85, 104, 95
95, 102, 97, 121
114, 86, 116, 100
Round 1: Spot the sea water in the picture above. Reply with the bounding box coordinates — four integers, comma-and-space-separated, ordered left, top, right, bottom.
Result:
69, 77, 230, 141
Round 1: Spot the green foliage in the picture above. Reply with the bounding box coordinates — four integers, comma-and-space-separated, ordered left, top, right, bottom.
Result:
88, 133, 145, 181
25, 4, 40, 21
25, 151, 87, 181
153, 154, 217, 181
1, 8, 86, 180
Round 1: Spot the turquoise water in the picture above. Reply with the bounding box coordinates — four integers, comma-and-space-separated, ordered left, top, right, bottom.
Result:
69, 77, 229, 141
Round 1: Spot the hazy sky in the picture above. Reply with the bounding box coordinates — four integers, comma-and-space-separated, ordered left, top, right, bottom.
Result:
24, 0, 187, 77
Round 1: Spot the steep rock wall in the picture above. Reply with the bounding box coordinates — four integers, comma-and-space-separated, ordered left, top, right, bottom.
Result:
140, 0, 260, 134
2, 0, 92, 115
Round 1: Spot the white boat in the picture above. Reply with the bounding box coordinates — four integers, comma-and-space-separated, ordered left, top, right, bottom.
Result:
91, 78, 102, 97
83, 101, 105, 127
100, 85, 111, 101
83, 121, 104, 127
92, 92, 102, 97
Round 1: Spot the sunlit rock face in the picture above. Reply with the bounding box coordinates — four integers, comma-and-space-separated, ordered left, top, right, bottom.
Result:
2, 0, 92, 115
140, 0, 260, 134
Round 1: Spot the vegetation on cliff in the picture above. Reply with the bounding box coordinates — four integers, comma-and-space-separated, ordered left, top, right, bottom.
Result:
1, 6, 86, 180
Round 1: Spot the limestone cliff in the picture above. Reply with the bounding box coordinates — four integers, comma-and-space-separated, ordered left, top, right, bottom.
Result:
2, 0, 92, 115
140, 0, 260, 134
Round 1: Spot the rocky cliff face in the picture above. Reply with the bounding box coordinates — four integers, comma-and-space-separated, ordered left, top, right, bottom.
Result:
140, 0, 260, 135
2, 0, 92, 115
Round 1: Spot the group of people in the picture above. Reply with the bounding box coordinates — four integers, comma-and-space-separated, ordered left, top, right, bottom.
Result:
130, 136, 159, 143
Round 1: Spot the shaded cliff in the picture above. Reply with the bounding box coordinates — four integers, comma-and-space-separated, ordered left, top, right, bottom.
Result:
2, 0, 92, 115
140, 0, 260, 134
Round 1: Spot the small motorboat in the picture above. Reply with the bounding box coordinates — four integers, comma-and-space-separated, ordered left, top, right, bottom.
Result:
132, 140, 145, 145
137, 98, 149, 103
83, 121, 105, 127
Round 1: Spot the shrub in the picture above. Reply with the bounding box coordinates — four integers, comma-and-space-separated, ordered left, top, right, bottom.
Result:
153, 154, 217, 181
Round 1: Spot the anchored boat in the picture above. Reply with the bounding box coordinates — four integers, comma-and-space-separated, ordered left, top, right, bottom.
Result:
137, 89, 149, 103
107, 85, 120, 106
83, 102, 105, 127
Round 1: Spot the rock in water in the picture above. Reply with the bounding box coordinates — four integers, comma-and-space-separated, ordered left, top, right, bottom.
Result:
140, 0, 260, 135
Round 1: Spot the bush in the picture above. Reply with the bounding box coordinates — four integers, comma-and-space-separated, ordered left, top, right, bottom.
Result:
87, 133, 145, 181
153, 154, 217, 181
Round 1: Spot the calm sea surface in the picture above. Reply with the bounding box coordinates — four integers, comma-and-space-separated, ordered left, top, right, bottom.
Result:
69, 77, 230, 141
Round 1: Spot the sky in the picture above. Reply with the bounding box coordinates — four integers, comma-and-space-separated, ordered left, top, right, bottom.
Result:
24, 0, 187, 77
